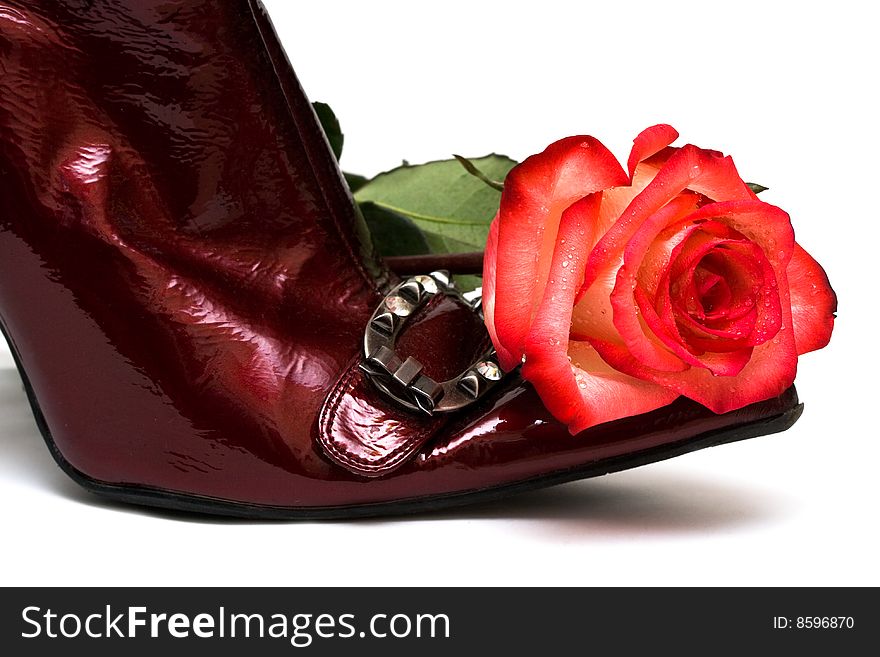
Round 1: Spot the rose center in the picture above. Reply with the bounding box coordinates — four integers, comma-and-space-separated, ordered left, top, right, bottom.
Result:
694, 253, 734, 317
670, 236, 779, 346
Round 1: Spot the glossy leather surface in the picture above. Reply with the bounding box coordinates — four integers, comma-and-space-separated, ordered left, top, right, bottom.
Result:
319, 293, 491, 477
0, 0, 800, 508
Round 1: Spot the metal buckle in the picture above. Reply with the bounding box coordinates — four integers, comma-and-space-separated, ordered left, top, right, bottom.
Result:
360, 271, 507, 415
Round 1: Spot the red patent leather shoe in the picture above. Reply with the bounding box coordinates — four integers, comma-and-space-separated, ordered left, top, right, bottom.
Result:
0, 0, 802, 518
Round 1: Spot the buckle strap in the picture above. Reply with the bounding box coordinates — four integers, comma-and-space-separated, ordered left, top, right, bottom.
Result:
318, 272, 508, 478
360, 271, 508, 415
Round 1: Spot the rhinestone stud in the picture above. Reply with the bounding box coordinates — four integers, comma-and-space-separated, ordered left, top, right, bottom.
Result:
385, 295, 414, 317
413, 275, 439, 295
475, 360, 502, 381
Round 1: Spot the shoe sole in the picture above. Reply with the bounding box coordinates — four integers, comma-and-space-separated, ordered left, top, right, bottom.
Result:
2, 321, 803, 519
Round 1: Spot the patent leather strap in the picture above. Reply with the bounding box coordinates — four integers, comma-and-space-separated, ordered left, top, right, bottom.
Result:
318, 282, 497, 477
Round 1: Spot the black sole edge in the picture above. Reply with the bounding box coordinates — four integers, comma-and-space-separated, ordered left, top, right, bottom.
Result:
79, 406, 805, 520
2, 318, 802, 520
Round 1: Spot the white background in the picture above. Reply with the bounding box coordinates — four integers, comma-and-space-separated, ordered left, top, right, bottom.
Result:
1, 0, 877, 586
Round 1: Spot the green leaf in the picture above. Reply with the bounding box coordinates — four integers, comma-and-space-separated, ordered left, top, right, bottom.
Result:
354, 154, 518, 254
747, 182, 769, 194
453, 154, 505, 191
312, 101, 344, 161
359, 202, 430, 257
344, 172, 369, 193
453, 275, 483, 294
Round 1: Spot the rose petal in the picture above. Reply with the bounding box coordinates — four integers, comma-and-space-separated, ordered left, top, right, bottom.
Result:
635, 285, 754, 377
522, 193, 680, 433
787, 242, 837, 355
522, 194, 602, 428
582, 176, 799, 411
669, 240, 781, 347
525, 194, 601, 357
576, 146, 757, 355
605, 194, 703, 372
557, 342, 679, 434
591, 326, 796, 415
592, 258, 797, 415
662, 231, 767, 317
647, 202, 792, 353
586, 146, 755, 279
680, 200, 795, 270
627, 124, 679, 181
492, 136, 628, 368
482, 217, 520, 369
525, 340, 679, 435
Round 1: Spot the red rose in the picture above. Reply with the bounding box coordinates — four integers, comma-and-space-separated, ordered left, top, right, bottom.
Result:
483, 125, 836, 433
